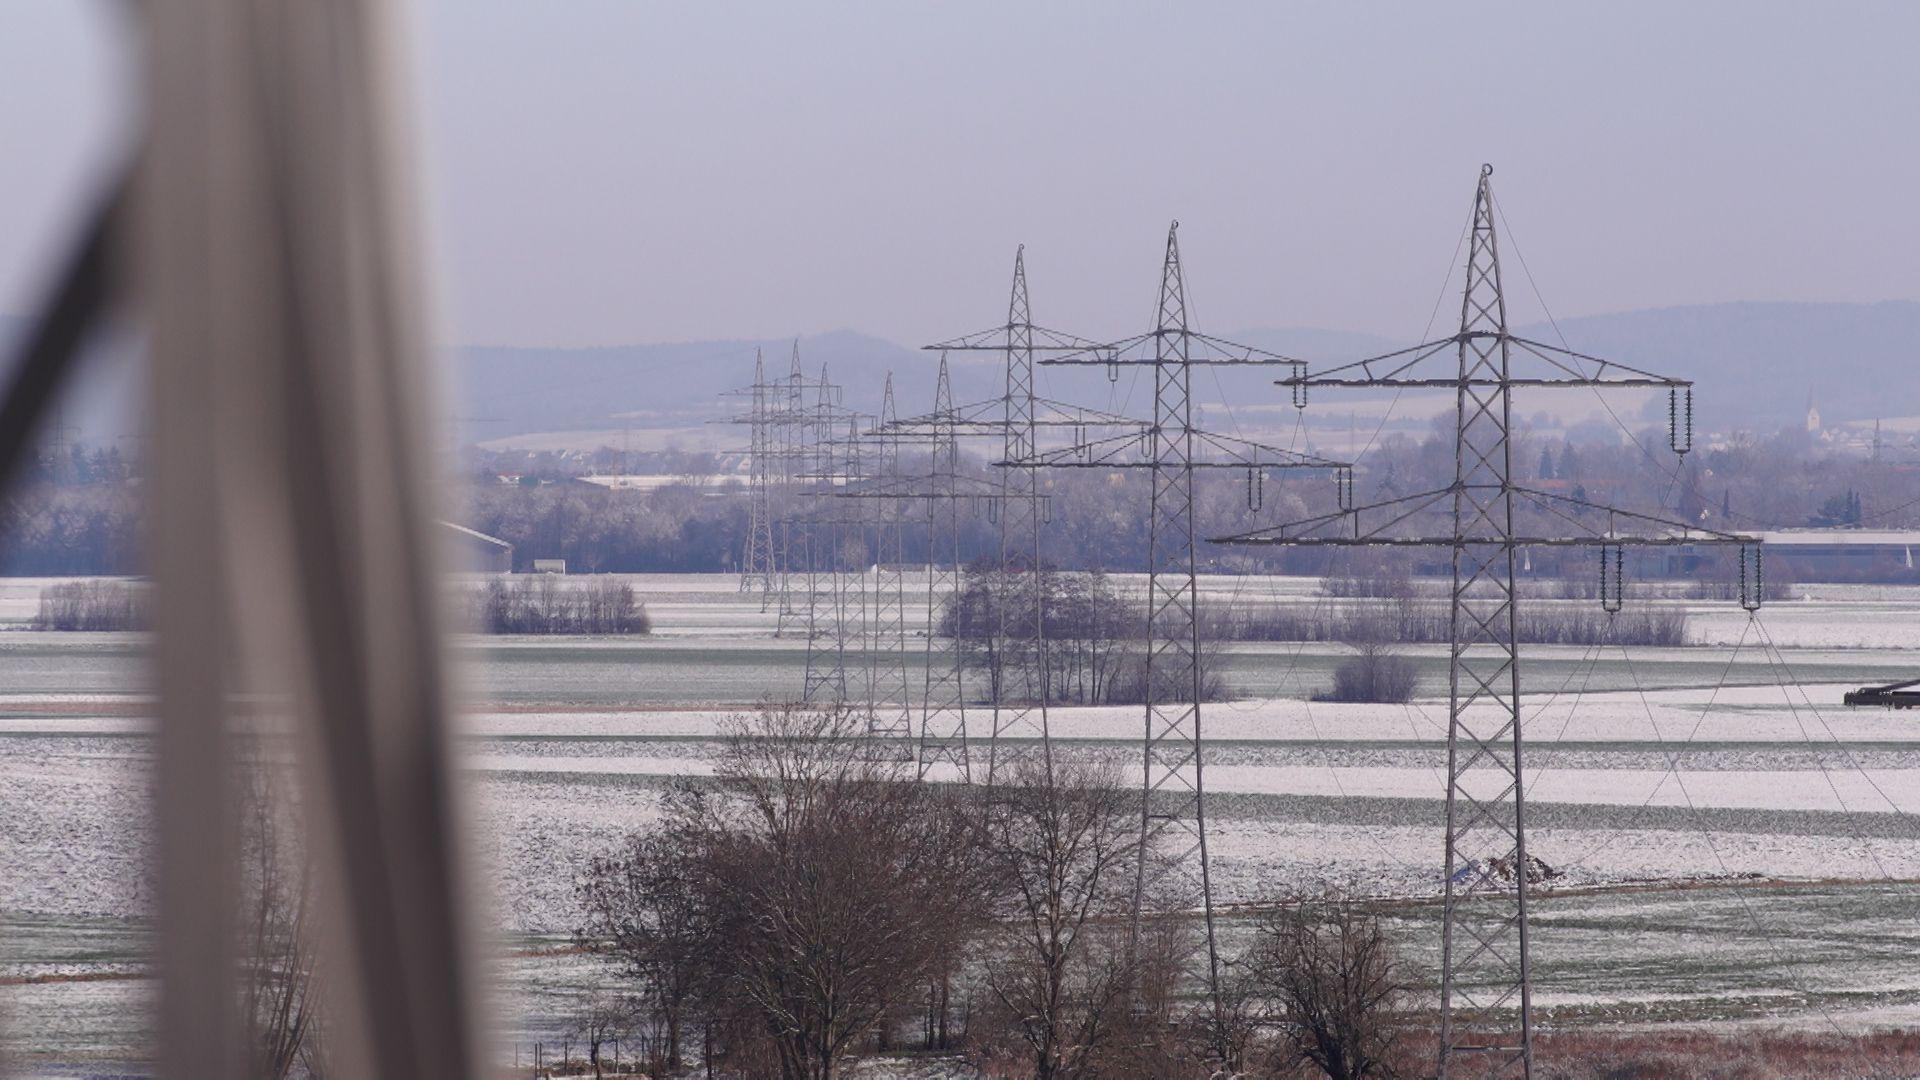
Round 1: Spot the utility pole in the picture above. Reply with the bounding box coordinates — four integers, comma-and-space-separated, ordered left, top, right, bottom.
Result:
1215, 165, 1761, 1078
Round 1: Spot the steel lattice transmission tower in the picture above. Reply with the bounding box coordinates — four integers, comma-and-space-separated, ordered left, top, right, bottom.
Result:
799, 365, 860, 706
1033, 221, 1348, 1038
724, 343, 816, 620
862, 341, 1137, 778
922, 248, 1124, 782
915, 356, 972, 776
769, 356, 937, 754
1215, 166, 1761, 1078
828, 356, 989, 775
861, 375, 915, 746
729, 348, 780, 600
987, 247, 1048, 779
773, 344, 810, 633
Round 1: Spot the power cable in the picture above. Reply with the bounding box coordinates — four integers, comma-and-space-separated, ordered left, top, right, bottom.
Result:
1568, 614, 1867, 1044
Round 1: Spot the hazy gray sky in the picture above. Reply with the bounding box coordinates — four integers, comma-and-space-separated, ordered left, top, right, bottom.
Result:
6, 2, 1920, 348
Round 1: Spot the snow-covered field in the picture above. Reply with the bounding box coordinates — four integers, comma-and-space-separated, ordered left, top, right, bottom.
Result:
5, 573, 1920, 1066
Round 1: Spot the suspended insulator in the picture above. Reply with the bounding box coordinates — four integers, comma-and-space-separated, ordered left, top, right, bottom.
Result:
1290, 361, 1309, 409
1336, 467, 1355, 511
1041, 497, 1054, 525
1139, 432, 1154, 461
1107, 358, 1121, 383
1738, 544, 1764, 612
1669, 386, 1694, 456
986, 497, 998, 526
1247, 467, 1264, 511
1600, 543, 1624, 613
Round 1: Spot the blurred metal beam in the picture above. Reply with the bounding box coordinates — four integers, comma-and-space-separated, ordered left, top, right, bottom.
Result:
0, 172, 125, 499
142, 2, 483, 1078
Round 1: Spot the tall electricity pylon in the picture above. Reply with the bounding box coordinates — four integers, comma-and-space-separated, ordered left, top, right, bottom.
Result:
916, 356, 971, 775
863, 379, 915, 746
1215, 166, 1760, 1078
800, 365, 858, 706
723, 344, 822, 622
830, 357, 988, 775
773, 344, 810, 634
922, 248, 1126, 782
1031, 221, 1347, 1043
856, 349, 1117, 779
729, 349, 779, 599
981, 247, 1049, 780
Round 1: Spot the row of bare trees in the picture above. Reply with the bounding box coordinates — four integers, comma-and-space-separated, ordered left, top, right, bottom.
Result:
469, 575, 653, 634
940, 564, 1229, 706
574, 706, 1416, 1079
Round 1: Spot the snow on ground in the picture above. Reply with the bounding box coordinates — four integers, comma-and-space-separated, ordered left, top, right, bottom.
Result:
462, 752, 1920, 816
0, 743, 153, 919
8, 577, 1920, 1062
9, 680, 1920, 933
435, 683, 1920, 744
1690, 601, 1920, 649
8, 680, 1920, 743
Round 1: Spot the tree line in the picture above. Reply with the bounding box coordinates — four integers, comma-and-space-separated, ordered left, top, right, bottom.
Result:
938, 563, 1228, 707
437, 426, 1920, 582
10, 422, 1920, 578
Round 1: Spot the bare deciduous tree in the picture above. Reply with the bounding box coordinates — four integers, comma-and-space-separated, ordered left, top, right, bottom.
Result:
238, 759, 319, 1080
572, 991, 636, 1079
943, 565, 1229, 706
1243, 896, 1411, 1080
704, 705, 987, 1078
576, 704, 989, 1080
576, 823, 712, 1071
1090, 916, 1229, 1079
976, 757, 1142, 1079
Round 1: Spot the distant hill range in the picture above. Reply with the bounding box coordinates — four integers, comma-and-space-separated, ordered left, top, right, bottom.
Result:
451, 301, 1919, 447
1514, 301, 1920, 433
4, 301, 1915, 447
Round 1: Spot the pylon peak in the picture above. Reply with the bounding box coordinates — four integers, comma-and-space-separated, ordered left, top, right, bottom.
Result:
1007, 245, 1032, 329
1157, 221, 1189, 333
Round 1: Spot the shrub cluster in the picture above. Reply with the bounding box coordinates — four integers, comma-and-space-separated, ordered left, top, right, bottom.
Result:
941, 564, 1232, 705
32, 580, 149, 631
473, 576, 651, 634
1219, 601, 1686, 648
1318, 645, 1419, 704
